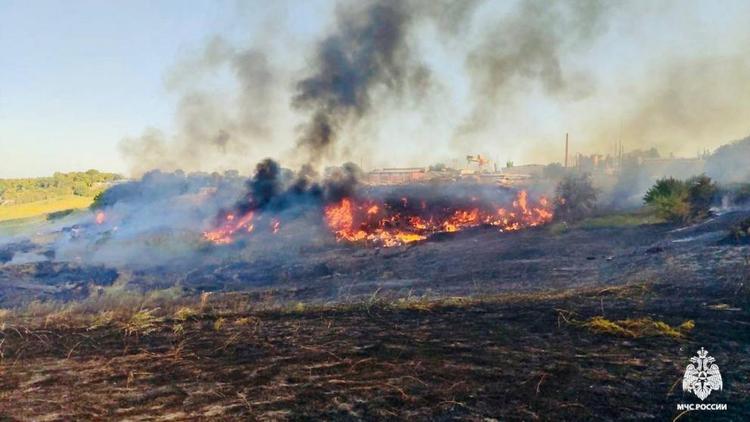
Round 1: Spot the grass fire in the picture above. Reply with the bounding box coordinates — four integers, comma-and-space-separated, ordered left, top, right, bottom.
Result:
202, 178, 553, 248
324, 190, 552, 247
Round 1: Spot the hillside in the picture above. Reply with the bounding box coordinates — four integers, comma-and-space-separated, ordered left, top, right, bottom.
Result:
0, 170, 121, 221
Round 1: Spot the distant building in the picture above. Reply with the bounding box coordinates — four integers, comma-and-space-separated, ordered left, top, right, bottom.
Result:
367, 167, 429, 185
575, 154, 620, 175
501, 164, 545, 178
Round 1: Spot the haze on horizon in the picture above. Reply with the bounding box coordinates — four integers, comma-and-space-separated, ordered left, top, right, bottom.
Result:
1, 0, 749, 178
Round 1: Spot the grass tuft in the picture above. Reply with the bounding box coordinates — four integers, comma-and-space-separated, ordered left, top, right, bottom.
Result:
123, 308, 162, 337
174, 307, 199, 322
213, 317, 225, 331
88, 310, 115, 331
583, 316, 692, 338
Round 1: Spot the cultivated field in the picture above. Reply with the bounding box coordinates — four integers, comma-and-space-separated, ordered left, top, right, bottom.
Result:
0, 195, 93, 222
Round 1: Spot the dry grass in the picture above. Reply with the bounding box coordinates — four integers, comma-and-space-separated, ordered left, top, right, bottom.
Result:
0, 195, 93, 222
0, 279, 747, 421
234, 317, 255, 326
583, 316, 694, 338
88, 310, 115, 331
213, 317, 226, 331
174, 307, 199, 322
123, 309, 163, 337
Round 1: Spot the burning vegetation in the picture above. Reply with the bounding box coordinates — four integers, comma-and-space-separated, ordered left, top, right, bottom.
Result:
203, 211, 256, 245
324, 190, 552, 247
200, 159, 553, 247
3, 157, 750, 421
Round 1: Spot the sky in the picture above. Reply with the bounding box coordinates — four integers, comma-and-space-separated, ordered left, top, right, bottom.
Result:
1, 0, 749, 178
0, 0, 330, 177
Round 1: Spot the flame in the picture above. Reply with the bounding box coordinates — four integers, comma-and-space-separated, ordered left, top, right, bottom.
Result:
204, 190, 553, 247
95, 211, 106, 225
324, 190, 553, 247
203, 211, 255, 245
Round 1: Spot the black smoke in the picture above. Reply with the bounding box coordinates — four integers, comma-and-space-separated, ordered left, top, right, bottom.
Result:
228, 159, 363, 220
292, 0, 423, 163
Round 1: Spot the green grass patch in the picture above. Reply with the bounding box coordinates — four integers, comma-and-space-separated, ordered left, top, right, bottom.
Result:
578, 211, 664, 229
547, 210, 663, 234
0, 214, 49, 237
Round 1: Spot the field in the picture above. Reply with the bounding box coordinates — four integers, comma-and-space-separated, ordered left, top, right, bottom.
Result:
0, 279, 748, 420
0, 195, 94, 222
1, 206, 749, 420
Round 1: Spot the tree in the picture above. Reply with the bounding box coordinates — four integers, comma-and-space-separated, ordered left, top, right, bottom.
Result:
554, 173, 598, 222
686, 175, 717, 221
643, 175, 717, 223
0, 171, 122, 205
643, 177, 688, 222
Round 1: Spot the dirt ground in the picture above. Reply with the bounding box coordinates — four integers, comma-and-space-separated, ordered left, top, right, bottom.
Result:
4, 209, 750, 308
0, 276, 749, 420
1, 210, 749, 420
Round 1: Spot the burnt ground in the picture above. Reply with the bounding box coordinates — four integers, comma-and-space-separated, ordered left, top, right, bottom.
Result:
4, 209, 750, 308
0, 279, 749, 421
0, 210, 749, 420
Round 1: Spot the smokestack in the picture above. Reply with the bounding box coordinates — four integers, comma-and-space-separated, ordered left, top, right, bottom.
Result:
564, 133, 569, 168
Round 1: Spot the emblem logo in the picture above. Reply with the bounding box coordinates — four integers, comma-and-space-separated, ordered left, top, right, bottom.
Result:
682, 347, 723, 401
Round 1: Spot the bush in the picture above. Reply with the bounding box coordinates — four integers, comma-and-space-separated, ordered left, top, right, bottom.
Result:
644, 178, 689, 222
553, 173, 598, 222
686, 175, 716, 221
727, 217, 750, 244
643, 175, 717, 223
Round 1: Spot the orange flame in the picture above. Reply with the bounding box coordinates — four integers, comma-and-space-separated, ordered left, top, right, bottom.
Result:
204, 190, 553, 247
95, 211, 106, 225
324, 190, 553, 247
203, 211, 255, 245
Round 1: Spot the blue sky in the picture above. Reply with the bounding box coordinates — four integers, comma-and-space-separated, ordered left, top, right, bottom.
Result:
0, 1, 233, 176
0, 0, 330, 177
1, 1, 749, 177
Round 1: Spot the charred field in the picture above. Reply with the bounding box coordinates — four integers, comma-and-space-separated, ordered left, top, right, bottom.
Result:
6, 0, 750, 418
1, 202, 749, 420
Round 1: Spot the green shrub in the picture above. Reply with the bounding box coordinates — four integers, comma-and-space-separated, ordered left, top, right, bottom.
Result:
686, 175, 716, 221
644, 175, 717, 223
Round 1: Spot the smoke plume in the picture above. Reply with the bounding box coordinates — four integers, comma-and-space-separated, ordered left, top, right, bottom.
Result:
120, 37, 276, 176
583, 56, 750, 158
292, 0, 425, 164
115, 0, 750, 176
229, 159, 363, 219
456, 0, 613, 141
